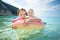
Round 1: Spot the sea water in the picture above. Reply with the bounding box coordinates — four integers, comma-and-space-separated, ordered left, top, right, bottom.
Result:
0, 16, 60, 40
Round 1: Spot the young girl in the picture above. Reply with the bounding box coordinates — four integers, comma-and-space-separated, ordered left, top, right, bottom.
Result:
11, 8, 27, 29
28, 9, 36, 19
27, 9, 44, 26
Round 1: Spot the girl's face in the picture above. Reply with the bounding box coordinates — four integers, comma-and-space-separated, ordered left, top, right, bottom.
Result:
18, 10, 26, 18
28, 10, 34, 17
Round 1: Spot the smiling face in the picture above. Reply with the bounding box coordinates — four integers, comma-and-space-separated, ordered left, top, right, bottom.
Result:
18, 9, 26, 18
28, 9, 34, 17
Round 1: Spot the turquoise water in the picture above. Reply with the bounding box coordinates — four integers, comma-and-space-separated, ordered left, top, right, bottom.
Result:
0, 16, 60, 40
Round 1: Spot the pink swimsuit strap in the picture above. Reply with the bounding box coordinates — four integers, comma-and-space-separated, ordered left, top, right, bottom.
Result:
12, 18, 26, 23
12, 18, 20, 23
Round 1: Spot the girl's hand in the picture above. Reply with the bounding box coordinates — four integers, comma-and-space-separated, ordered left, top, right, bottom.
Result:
11, 25, 17, 29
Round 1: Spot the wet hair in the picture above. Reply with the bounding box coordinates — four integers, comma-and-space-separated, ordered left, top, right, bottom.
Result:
17, 8, 27, 15
29, 9, 33, 11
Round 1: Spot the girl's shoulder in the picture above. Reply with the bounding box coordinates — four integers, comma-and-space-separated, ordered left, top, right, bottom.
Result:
12, 17, 20, 23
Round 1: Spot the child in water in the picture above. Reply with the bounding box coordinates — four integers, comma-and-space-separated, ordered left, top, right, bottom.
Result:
27, 9, 40, 22
28, 9, 36, 19
12, 8, 27, 29
27, 9, 44, 26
